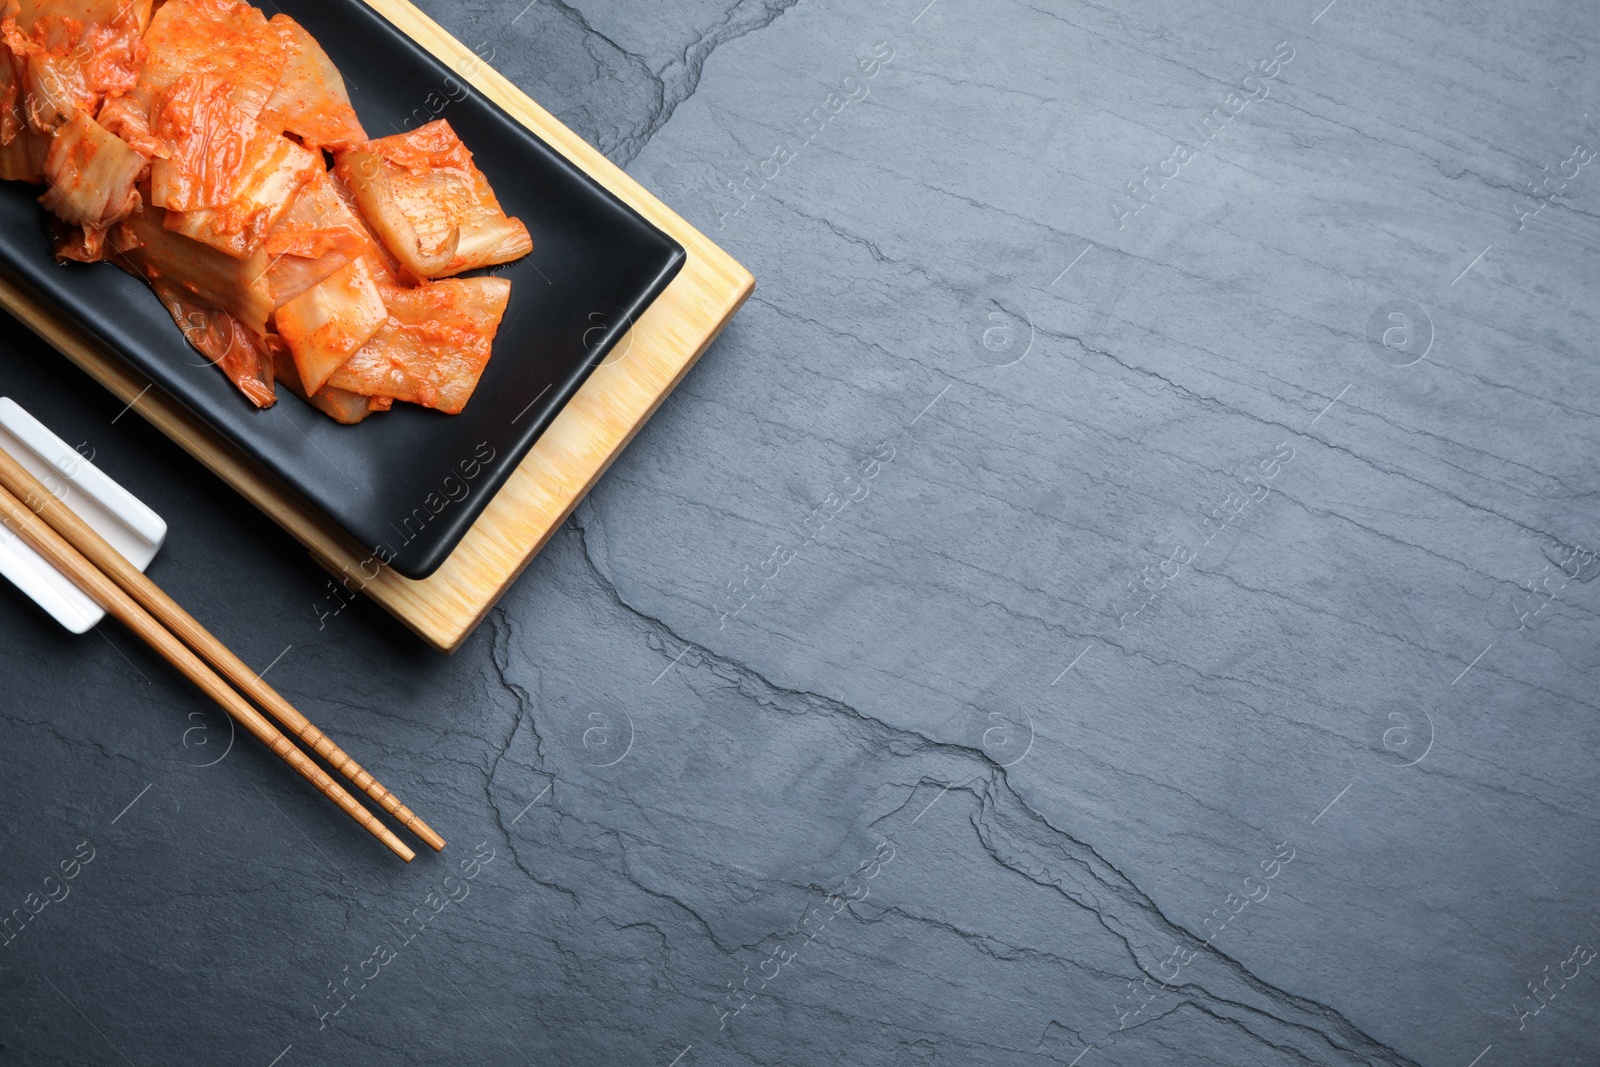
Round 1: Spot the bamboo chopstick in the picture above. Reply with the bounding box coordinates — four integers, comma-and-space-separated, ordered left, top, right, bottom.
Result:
0, 480, 417, 863
0, 449, 445, 853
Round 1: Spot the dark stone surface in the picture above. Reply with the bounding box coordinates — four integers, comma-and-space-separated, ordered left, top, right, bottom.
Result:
4, 0, 1600, 1064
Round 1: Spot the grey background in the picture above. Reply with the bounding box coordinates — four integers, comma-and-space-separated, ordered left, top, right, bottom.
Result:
2, 0, 1598, 1064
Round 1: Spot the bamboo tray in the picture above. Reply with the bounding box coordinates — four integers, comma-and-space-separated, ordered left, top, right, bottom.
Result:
0, 0, 753, 653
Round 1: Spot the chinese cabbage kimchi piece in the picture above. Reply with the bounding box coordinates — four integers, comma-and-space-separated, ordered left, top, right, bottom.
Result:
264, 167, 394, 307
1, 0, 150, 135
110, 204, 274, 337
149, 73, 322, 256
0, 124, 45, 180
325, 165, 404, 286
260, 14, 365, 150
326, 276, 511, 415
274, 255, 388, 396
0, 0, 147, 183
0, 48, 48, 181
137, 0, 282, 121
149, 279, 277, 409
0, 21, 20, 149
39, 108, 145, 260
269, 338, 376, 425
334, 120, 531, 280
98, 0, 282, 160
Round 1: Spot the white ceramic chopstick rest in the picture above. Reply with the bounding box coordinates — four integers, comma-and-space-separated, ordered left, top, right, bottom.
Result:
0, 397, 167, 634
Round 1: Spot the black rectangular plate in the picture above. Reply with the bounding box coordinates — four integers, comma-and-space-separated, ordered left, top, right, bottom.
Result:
0, 0, 685, 579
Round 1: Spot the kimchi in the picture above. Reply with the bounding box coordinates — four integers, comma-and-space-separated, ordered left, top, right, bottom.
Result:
0, 0, 530, 420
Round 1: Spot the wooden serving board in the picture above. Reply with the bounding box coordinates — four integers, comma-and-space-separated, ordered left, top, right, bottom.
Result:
0, 0, 753, 653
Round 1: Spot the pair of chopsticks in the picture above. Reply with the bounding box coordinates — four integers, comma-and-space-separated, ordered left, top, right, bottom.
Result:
0, 448, 443, 862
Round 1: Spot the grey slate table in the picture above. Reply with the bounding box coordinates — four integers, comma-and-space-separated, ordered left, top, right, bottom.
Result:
4, 1, 1599, 1064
